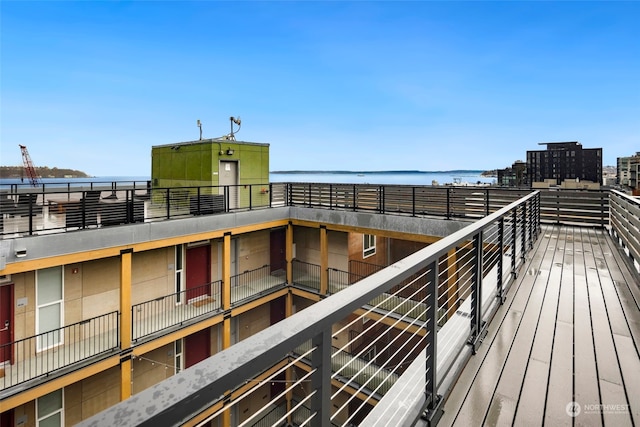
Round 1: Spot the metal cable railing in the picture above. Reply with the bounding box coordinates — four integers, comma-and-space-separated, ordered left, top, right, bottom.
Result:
80, 190, 541, 427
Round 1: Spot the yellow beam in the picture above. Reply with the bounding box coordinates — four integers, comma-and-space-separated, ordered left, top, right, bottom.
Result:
230, 288, 288, 317
289, 219, 443, 244
2, 219, 290, 275
0, 356, 119, 412
353, 308, 426, 337
120, 249, 133, 401
134, 314, 223, 355
320, 226, 328, 295
286, 222, 293, 284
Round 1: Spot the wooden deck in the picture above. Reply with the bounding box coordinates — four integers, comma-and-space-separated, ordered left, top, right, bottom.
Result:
439, 225, 640, 426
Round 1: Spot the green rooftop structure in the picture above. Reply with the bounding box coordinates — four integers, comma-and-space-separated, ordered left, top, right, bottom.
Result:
151, 138, 270, 210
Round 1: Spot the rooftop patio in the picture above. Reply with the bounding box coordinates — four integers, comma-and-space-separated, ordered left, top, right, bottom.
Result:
439, 224, 640, 426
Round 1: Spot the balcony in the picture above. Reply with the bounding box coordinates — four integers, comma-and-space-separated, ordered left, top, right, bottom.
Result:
0, 265, 287, 395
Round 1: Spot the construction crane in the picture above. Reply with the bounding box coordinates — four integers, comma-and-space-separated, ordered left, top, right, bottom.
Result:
19, 144, 41, 187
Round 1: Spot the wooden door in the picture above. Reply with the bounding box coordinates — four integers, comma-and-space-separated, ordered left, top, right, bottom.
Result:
0, 284, 13, 364
186, 245, 211, 303
185, 328, 210, 368
270, 228, 286, 273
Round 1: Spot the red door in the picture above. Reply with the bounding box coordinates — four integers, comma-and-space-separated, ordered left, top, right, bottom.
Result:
270, 228, 286, 273
0, 284, 13, 365
186, 245, 211, 302
185, 328, 210, 368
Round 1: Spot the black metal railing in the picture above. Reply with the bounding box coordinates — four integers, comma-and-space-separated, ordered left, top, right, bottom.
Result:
609, 190, 640, 272
132, 281, 222, 342
0, 311, 119, 390
291, 259, 322, 291
0, 182, 607, 239
80, 191, 541, 426
0, 182, 279, 237
230, 265, 287, 305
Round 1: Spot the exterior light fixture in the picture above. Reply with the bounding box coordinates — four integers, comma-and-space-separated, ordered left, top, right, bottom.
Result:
226, 149, 234, 155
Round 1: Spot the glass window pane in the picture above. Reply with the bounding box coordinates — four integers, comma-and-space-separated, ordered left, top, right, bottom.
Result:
39, 412, 61, 427
39, 304, 61, 334
37, 267, 62, 304
38, 389, 62, 418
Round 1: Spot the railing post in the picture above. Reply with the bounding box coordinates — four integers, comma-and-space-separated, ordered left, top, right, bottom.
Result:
511, 208, 518, 277
412, 187, 416, 217
527, 199, 533, 249
521, 202, 527, 260
497, 218, 505, 304
310, 329, 331, 427
165, 188, 171, 219
423, 260, 444, 424
352, 184, 357, 211
469, 231, 487, 354
446, 188, 451, 220
485, 189, 490, 217
329, 184, 333, 209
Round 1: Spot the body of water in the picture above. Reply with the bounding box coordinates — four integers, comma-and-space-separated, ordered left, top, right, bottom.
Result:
269, 171, 495, 186
0, 171, 496, 188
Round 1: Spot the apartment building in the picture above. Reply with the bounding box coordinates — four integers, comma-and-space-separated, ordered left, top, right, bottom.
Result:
526, 141, 602, 186
1, 141, 474, 426
617, 152, 640, 191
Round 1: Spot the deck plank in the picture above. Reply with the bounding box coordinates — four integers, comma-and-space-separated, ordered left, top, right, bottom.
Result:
573, 228, 603, 427
439, 225, 640, 427
438, 225, 553, 426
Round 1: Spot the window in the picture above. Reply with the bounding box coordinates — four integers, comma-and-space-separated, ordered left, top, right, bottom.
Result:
37, 267, 63, 351
37, 389, 63, 427
175, 244, 184, 304
174, 339, 184, 374
363, 234, 376, 258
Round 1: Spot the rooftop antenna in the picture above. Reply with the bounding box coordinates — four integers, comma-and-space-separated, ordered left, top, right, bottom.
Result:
197, 119, 203, 140
228, 116, 241, 141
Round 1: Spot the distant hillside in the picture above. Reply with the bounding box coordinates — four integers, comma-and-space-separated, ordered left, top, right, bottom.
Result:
270, 169, 485, 174
0, 166, 90, 179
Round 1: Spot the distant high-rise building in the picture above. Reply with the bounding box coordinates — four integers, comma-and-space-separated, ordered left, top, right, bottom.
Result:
617, 152, 640, 190
526, 141, 602, 186
497, 160, 526, 187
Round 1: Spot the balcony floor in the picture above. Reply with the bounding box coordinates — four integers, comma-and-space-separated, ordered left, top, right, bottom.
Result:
440, 225, 640, 426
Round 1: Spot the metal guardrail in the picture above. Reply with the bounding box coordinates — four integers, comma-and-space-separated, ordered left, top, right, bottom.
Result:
132, 282, 222, 342
230, 265, 287, 305
1, 183, 607, 239
0, 311, 119, 391
79, 191, 541, 427
609, 190, 640, 270
0, 183, 281, 237
539, 189, 608, 226
292, 259, 322, 291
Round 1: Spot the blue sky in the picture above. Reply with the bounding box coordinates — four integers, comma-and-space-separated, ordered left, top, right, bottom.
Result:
1, 1, 638, 177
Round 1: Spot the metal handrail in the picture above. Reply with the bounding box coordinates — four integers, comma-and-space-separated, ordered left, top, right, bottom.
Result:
0, 311, 119, 391
132, 281, 223, 342
79, 191, 541, 427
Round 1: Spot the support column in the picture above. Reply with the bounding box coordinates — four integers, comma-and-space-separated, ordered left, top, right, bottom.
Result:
320, 226, 328, 295
222, 232, 232, 427
286, 222, 294, 285
119, 248, 133, 401
222, 232, 232, 349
